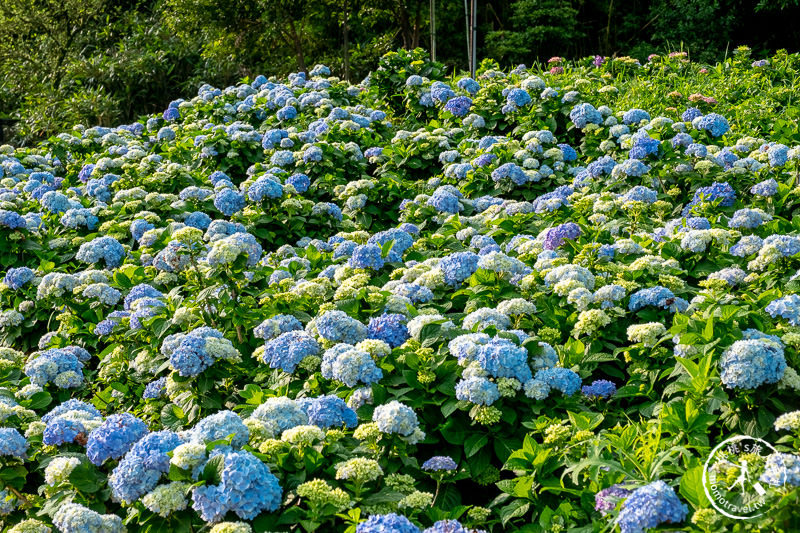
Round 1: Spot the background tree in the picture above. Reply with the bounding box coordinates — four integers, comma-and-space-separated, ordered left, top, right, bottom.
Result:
1, 0, 799, 145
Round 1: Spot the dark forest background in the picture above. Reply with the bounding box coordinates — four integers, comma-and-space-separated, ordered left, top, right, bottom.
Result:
2, 0, 799, 144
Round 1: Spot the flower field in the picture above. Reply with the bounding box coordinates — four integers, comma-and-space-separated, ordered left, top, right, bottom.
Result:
2, 47, 800, 532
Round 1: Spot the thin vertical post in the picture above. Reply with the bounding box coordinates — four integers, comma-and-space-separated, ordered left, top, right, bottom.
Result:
470, 0, 477, 78
343, 0, 350, 81
464, 0, 470, 70
430, 0, 436, 61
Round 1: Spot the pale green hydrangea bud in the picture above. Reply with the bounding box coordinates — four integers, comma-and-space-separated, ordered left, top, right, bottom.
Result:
8, 519, 52, 533
385, 473, 417, 494
209, 523, 253, 533
281, 425, 325, 446
471, 405, 502, 425
627, 322, 667, 347
398, 490, 433, 510
353, 422, 381, 442
141, 482, 191, 517
467, 506, 491, 522
170, 442, 207, 471
45, 457, 81, 486
335, 457, 383, 483
296, 479, 351, 512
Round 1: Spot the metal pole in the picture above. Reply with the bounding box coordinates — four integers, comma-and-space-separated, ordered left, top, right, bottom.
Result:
464, 0, 470, 70
470, 0, 477, 78
343, 0, 350, 81
430, 0, 436, 62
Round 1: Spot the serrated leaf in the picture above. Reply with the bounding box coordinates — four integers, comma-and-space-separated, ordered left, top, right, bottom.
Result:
201, 454, 225, 485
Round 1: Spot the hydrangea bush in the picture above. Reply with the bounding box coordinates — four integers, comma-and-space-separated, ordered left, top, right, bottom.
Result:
0, 47, 800, 531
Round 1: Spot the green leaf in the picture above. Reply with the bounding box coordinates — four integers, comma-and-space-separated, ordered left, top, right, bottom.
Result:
499, 499, 530, 526
161, 403, 187, 430
68, 463, 102, 493
464, 433, 489, 458
201, 454, 225, 485
680, 466, 710, 509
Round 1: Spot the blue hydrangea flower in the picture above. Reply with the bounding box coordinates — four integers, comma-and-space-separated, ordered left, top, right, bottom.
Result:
287, 173, 310, 193
189, 410, 249, 448
760, 452, 800, 487
506, 88, 531, 107
615, 480, 687, 533
529, 367, 582, 397
312, 202, 342, 221
569, 103, 603, 128
720, 338, 786, 389
444, 96, 472, 117
357, 513, 420, 533
321, 344, 383, 387
455, 376, 500, 405
163, 107, 180, 121
367, 228, 414, 262
694, 113, 729, 137
162, 327, 238, 377
766, 294, 800, 326
143, 377, 167, 399
191, 450, 282, 521
457, 77, 480, 93
277, 105, 297, 121
157, 127, 176, 141
474, 338, 532, 382
543, 222, 581, 250
214, 188, 246, 216
621, 186, 658, 204
423, 520, 471, 533
271, 150, 295, 167
130, 218, 155, 241
730, 235, 763, 257
392, 283, 433, 304
254, 314, 303, 340
671, 132, 693, 148
559, 143, 578, 161
427, 189, 462, 213
60, 208, 98, 230
24, 348, 84, 388
421, 456, 458, 472
3, 267, 35, 290
250, 397, 308, 434
110, 430, 183, 503
316, 310, 367, 344
768, 143, 790, 167
261, 330, 320, 372
622, 108, 650, 124
86, 413, 149, 465
440, 252, 479, 287
728, 208, 771, 229
581, 379, 617, 399
373, 401, 419, 437
751, 178, 778, 197
297, 395, 358, 429
629, 286, 687, 313
681, 107, 702, 122
43, 418, 87, 446
53, 503, 124, 533
0, 427, 28, 457
367, 314, 409, 348
491, 162, 527, 185
612, 159, 650, 179
76, 236, 125, 268
247, 176, 284, 202
350, 244, 385, 270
